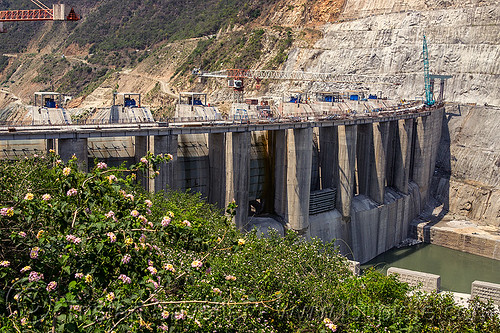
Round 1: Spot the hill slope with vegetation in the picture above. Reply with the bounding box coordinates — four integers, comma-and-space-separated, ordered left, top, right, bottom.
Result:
0, 0, 343, 116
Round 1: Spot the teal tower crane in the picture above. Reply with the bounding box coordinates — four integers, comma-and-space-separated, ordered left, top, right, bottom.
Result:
423, 35, 435, 106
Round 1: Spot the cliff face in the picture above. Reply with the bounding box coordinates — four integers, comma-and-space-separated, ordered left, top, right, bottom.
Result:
281, 0, 500, 105
433, 104, 500, 226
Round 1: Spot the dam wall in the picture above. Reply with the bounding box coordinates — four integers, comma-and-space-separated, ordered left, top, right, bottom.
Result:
0, 107, 444, 264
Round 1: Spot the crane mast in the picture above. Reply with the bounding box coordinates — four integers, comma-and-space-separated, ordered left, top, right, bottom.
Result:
423, 35, 434, 106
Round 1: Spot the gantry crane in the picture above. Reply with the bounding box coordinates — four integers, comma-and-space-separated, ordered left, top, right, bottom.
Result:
193, 68, 391, 102
0, 1, 80, 33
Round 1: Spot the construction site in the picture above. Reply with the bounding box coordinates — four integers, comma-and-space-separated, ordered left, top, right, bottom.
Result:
0, 0, 499, 311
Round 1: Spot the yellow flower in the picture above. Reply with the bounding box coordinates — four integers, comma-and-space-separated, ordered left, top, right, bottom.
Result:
36, 230, 44, 239
62, 167, 71, 176
6, 208, 14, 217
238, 238, 245, 246
125, 237, 133, 245
49, 149, 55, 153
167, 211, 174, 217
24, 193, 34, 201
85, 274, 93, 283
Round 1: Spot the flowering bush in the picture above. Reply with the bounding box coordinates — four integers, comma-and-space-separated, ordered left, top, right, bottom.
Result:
0, 152, 499, 332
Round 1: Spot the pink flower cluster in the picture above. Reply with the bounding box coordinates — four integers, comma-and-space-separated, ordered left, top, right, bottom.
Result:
46, 281, 57, 292
67, 188, 78, 197
0, 207, 14, 217
42, 194, 51, 201
18, 231, 26, 237
105, 211, 116, 221
130, 210, 139, 217
225, 275, 236, 281
122, 254, 131, 264
118, 274, 132, 284
70, 305, 82, 312
66, 235, 82, 244
174, 310, 187, 320
164, 263, 175, 272
107, 175, 117, 183
140, 157, 148, 164
29, 271, 44, 282
144, 199, 153, 207
75, 273, 84, 279
323, 318, 337, 332
30, 247, 40, 259
191, 260, 203, 268
0, 260, 10, 267
182, 220, 191, 227
147, 266, 157, 275
106, 232, 117, 243
96, 162, 107, 170
161, 217, 171, 227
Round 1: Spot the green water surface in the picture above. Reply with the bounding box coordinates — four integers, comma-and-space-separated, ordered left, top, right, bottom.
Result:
361, 243, 500, 293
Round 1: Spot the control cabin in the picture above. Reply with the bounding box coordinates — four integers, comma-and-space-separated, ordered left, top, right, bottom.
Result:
179, 92, 207, 106
113, 93, 141, 108
34, 92, 64, 108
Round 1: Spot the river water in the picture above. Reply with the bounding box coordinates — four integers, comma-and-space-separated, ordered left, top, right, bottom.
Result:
361, 243, 500, 293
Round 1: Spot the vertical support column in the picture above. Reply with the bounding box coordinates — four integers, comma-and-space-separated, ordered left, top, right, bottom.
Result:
439, 79, 445, 102
270, 129, 287, 218
225, 131, 250, 230
58, 137, 88, 172
208, 133, 226, 209
135, 136, 150, 192
393, 118, 414, 194
319, 126, 338, 190
369, 121, 389, 204
336, 125, 357, 220
356, 124, 372, 196
46, 139, 55, 153
286, 127, 313, 234
153, 134, 178, 192
412, 115, 432, 203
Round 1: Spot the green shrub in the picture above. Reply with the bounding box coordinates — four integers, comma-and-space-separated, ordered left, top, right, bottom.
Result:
0, 153, 499, 332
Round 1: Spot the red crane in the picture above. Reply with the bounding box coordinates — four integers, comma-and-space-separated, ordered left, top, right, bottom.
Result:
0, 1, 79, 32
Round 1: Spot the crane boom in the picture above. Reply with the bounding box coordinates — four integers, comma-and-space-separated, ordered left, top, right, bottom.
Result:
193, 68, 390, 85
0, 2, 79, 22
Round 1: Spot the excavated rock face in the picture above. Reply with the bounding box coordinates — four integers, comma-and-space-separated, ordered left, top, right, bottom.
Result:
260, 0, 346, 26
433, 104, 500, 226
281, 0, 500, 105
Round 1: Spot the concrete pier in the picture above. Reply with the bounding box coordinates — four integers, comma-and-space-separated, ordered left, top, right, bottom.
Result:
370, 121, 389, 204
46, 138, 55, 153
270, 130, 287, 218
392, 118, 414, 194
336, 125, 357, 219
319, 126, 338, 190
356, 124, 372, 197
153, 134, 178, 192
208, 133, 226, 209
58, 138, 88, 171
286, 127, 313, 234
412, 115, 432, 203
225, 131, 250, 230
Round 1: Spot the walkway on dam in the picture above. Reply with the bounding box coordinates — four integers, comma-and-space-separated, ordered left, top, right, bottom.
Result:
0, 109, 431, 141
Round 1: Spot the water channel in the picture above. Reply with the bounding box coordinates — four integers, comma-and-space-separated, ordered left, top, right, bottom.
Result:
361, 243, 500, 293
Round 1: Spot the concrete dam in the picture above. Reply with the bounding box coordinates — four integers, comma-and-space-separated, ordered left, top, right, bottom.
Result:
0, 106, 443, 264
